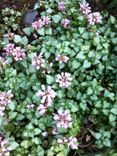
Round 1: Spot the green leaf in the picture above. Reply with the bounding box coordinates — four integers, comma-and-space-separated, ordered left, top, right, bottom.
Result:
8, 102, 15, 111
34, 128, 41, 135
46, 75, 54, 84
72, 60, 80, 69
14, 35, 22, 43
103, 139, 111, 147
95, 133, 101, 139
78, 27, 85, 34
46, 28, 52, 35
9, 112, 17, 120
37, 27, 45, 35
109, 114, 116, 122
93, 37, 100, 45
22, 36, 28, 46
21, 140, 29, 149
83, 60, 91, 68
10, 141, 19, 150
23, 27, 32, 36
29, 65, 36, 73
71, 104, 78, 112
52, 14, 61, 23
47, 150, 54, 156
77, 51, 85, 60
110, 108, 117, 115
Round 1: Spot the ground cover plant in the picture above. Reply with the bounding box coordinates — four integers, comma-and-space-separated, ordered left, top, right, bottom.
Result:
0, 0, 117, 155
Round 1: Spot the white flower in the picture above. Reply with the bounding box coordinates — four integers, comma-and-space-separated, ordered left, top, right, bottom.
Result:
80, 2, 91, 15
56, 72, 72, 88
68, 137, 78, 149
36, 85, 56, 105
32, 53, 45, 70
55, 54, 69, 64
53, 109, 72, 129
87, 12, 102, 25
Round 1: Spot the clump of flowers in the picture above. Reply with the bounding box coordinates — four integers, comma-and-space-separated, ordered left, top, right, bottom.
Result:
56, 72, 72, 88
87, 12, 102, 25
79, 1, 102, 25
57, 137, 78, 149
4, 43, 15, 56
1, 0, 116, 155
4, 44, 25, 61
32, 53, 45, 70
12, 47, 25, 61
61, 19, 70, 28
37, 104, 47, 115
32, 19, 44, 30
53, 109, 72, 129
0, 90, 13, 116
55, 54, 69, 64
58, 1, 66, 11
36, 85, 56, 115
42, 16, 51, 25
32, 16, 51, 30
80, 2, 91, 15
0, 137, 13, 156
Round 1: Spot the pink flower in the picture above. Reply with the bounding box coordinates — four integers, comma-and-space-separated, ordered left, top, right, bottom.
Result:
37, 104, 47, 115
56, 137, 78, 149
36, 85, 56, 105
0, 138, 12, 156
42, 16, 51, 25
80, 2, 91, 15
32, 54, 45, 70
0, 90, 13, 116
56, 72, 72, 88
53, 109, 72, 129
68, 137, 78, 149
87, 12, 102, 25
4, 43, 15, 55
32, 19, 44, 30
58, 1, 66, 11
55, 54, 69, 64
12, 47, 26, 61
61, 19, 70, 28
0, 90, 13, 106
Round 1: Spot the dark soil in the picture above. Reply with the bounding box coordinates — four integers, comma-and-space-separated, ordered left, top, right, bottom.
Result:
0, 0, 38, 10
88, 0, 117, 16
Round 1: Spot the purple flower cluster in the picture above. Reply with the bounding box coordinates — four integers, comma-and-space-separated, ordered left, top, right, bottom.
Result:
58, 1, 66, 11
61, 19, 70, 28
32, 53, 45, 70
0, 137, 12, 156
57, 137, 78, 149
0, 90, 13, 116
36, 85, 56, 115
53, 109, 72, 129
32, 16, 51, 30
56, 54, 69, 64
80, 1, 102, 25
56, 72, 72, 88
4, 43, 25, 61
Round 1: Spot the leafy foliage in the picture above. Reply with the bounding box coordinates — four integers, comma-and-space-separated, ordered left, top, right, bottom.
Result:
0, 0, 117, 155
